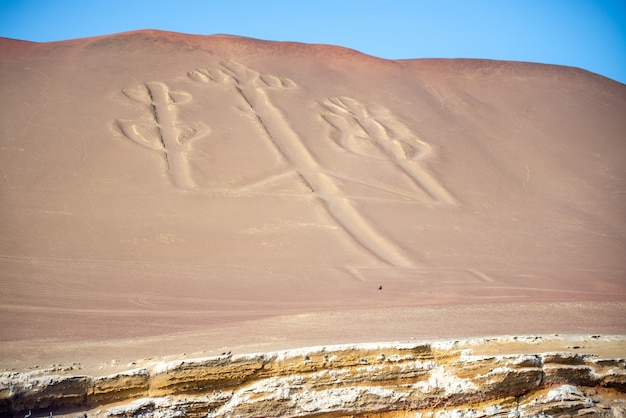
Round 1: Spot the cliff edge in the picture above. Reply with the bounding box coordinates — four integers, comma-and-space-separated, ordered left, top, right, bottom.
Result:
1, 335, 625, 417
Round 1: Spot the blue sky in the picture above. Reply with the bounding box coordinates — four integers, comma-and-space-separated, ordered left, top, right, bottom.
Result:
1, 0, 625, 84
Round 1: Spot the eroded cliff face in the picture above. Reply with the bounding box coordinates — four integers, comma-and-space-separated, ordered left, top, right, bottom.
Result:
1, 336, 624, 417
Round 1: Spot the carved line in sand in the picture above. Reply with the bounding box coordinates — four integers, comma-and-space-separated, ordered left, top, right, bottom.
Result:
188, 61, 415, 267
321, 97, 456, 205
188, 61, 303, 193
116, 62, 454, 267
347, 266, 495, 283
116, 82, 210, 189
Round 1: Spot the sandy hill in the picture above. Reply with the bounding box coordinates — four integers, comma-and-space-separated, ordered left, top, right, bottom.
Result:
0, 30, 625, 371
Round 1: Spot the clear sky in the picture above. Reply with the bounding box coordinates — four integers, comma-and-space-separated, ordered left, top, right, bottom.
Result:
1, 0, 625, 84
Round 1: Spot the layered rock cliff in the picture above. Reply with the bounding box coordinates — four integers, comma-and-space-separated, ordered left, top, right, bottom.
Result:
1, 335, 624, 417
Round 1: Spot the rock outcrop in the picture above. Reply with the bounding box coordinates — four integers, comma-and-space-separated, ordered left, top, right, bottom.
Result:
1, 335, 624, 417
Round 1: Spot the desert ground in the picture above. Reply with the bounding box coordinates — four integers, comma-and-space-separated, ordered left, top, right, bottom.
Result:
0, 31, 625, 376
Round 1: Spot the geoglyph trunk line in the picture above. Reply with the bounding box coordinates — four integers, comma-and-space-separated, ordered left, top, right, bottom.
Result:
189, 61, 416, 267
145, 82, 194, 189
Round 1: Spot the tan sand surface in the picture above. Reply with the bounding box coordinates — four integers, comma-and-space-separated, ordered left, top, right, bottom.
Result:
0, 31, 625, 372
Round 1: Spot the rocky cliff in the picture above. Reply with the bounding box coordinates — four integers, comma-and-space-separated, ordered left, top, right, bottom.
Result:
1, 335, 624, 417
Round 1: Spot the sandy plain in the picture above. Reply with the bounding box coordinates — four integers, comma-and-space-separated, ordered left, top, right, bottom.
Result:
0, 30, 625, 375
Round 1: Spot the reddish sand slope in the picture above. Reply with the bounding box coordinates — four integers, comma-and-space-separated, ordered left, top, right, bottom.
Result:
0, 30, 624, 369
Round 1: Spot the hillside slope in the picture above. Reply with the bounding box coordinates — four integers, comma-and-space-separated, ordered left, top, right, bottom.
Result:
0, 30, 624, 369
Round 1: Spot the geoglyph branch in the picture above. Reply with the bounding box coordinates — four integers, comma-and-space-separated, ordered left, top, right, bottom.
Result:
322, 97, 456, 205
117, 82, 209, 189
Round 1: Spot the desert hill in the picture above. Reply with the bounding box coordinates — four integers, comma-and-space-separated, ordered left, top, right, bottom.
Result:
0, 30, 625, 375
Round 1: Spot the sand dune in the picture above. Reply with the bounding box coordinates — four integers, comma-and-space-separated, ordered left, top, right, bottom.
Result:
0, 30, 625, 371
